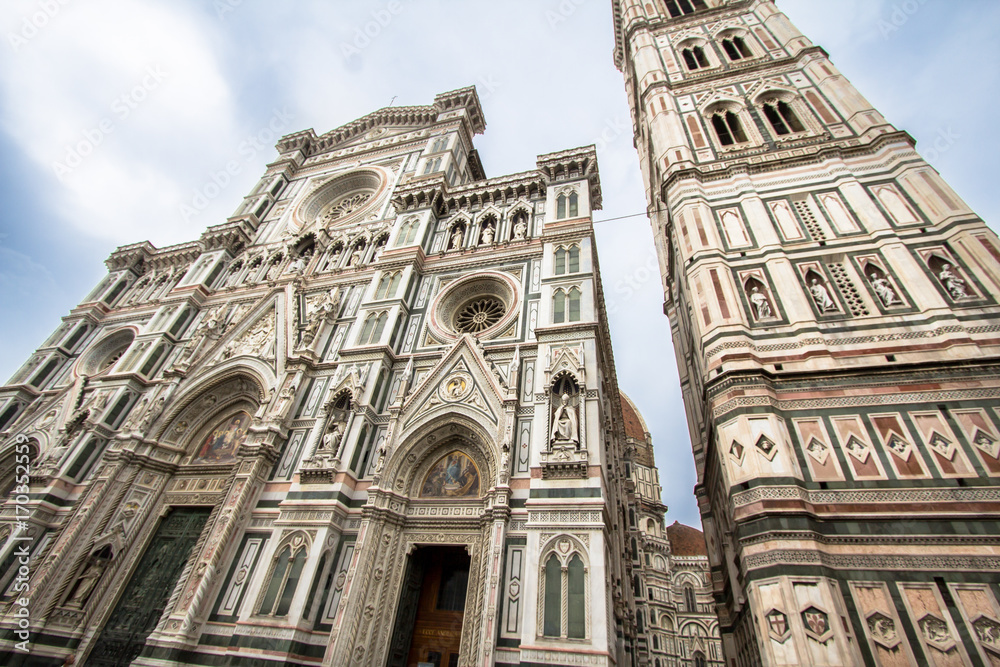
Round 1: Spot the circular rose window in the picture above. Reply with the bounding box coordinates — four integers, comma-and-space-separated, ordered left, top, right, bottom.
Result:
428, 271, 522, 342
455, 297, 506, 333
295, 167, 389, 231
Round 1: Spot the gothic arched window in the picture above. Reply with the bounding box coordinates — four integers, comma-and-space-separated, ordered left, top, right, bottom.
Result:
722, 35, 752, 60
694, 653, 707, 667
554, 245, 581, 275
258, 538, 309, 617
711, 111, 748, 146
684, 584, 697, 612
682, 46, 710, 71
543, 554, 561, 636
357, 312, 388, 346
553, 287, 582, 324
556, 191, 579, 219
397, 218, 420, 246
374, 272, 401, 300
665, 0, 707, 18
763, 100, 805, 136
541, 539, 588, 640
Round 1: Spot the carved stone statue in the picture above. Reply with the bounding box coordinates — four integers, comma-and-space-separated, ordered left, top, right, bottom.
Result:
319, 419, 345, 452
450, 227, 464, 250
512, 218, 527, 241
938, 263, 970, 299
225, 262, 243, 286
67, 557, 108, 607
809, 278, 837, 312
348, 246, 364, 267
180, 310, 227, 364
749, 286, 772, 320
265, 258, 283, 281
550, 393, 579, 447
480, 224, 495, 245
139, 396, 165, 431
271, 382, 297, 418
869, 273, 899, 306
286, 252, 309, 274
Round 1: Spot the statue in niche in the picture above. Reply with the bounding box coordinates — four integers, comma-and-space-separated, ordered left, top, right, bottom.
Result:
550, 393, 579, 447
347, 245, 365, 267
938, 263, 971, 299
138, 396, 165, 431
480, 224, 495, 245
808, 277, 837, 312
243, 259, 261, 284
869, 272, 899, 306
180, 309, 226, 364
265, 256, 283, 281
748, 286, 773, 320
225, 261, 243, 287
66, 550, 112, 608
512, 216, 528, 241
286, 251, 311, 275
450, 226, 464, 250
319, 419, 345, 453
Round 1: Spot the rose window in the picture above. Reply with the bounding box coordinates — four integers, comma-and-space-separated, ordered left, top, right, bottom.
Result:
455, 297, 506, 333
322, 192, 373, 223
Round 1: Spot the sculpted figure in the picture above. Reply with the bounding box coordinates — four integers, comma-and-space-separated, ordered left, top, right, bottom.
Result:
67, 558, 107, 607
809, 278, 837, 312
749, 286, 772, 320
512, 218, 527, 240
348, 246, 364, 267
550, 393, 579, 447
265, 258, 283, 280
450, 227, 464, 250
869, 273, 899, 306
480, 224, 495, 245
225, 262, 243, 286
320, 419, 345, 452
938, 263, 970, 299
286, 253, 308, 274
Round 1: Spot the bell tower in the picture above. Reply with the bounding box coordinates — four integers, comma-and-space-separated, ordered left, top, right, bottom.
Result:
615, 0, 1000, 664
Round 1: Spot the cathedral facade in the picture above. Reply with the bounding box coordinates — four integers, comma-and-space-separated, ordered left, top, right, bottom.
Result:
0, 88, 655, 666
614, 0, 1000, 665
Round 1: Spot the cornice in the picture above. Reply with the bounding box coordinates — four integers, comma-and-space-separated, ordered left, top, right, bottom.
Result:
276, 86, 486, 159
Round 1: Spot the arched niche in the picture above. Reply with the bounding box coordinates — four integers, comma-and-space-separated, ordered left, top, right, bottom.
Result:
382, 418, 497, 500
157, 371, 266, 452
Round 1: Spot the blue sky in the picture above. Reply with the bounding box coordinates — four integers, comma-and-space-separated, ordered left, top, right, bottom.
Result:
1, 0, 998, 527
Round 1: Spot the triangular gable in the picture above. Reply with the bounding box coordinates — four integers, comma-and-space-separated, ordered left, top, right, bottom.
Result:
193, 294, 283, 373
400, 335, 505, 432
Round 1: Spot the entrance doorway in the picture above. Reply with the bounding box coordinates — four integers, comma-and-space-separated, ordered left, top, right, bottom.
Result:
387, 546, 471, 667
85, 507, 211, 667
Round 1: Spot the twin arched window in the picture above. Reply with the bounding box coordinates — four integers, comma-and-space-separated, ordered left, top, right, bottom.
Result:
762, 100, 805, 136
553, 288, 581, 324
682, 46, 710, 71
374, 272, 401, 300
542, 550, 586, 639
554, 245, 581, 275
556, 191, 579, 219
258, 538, 308, 617
683, 584, 697, 612
722, 35, 752, 61
711, 111, 748, 146
396, 218, 420, 247
664, 0, 707, 18
357, 312, 388, 345
709, 98, 807, 147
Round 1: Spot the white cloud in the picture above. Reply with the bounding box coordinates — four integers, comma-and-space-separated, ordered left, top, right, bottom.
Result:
0, 0, 237, 245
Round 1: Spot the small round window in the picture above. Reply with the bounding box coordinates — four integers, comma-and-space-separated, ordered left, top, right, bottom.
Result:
455, 297, 506, 334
